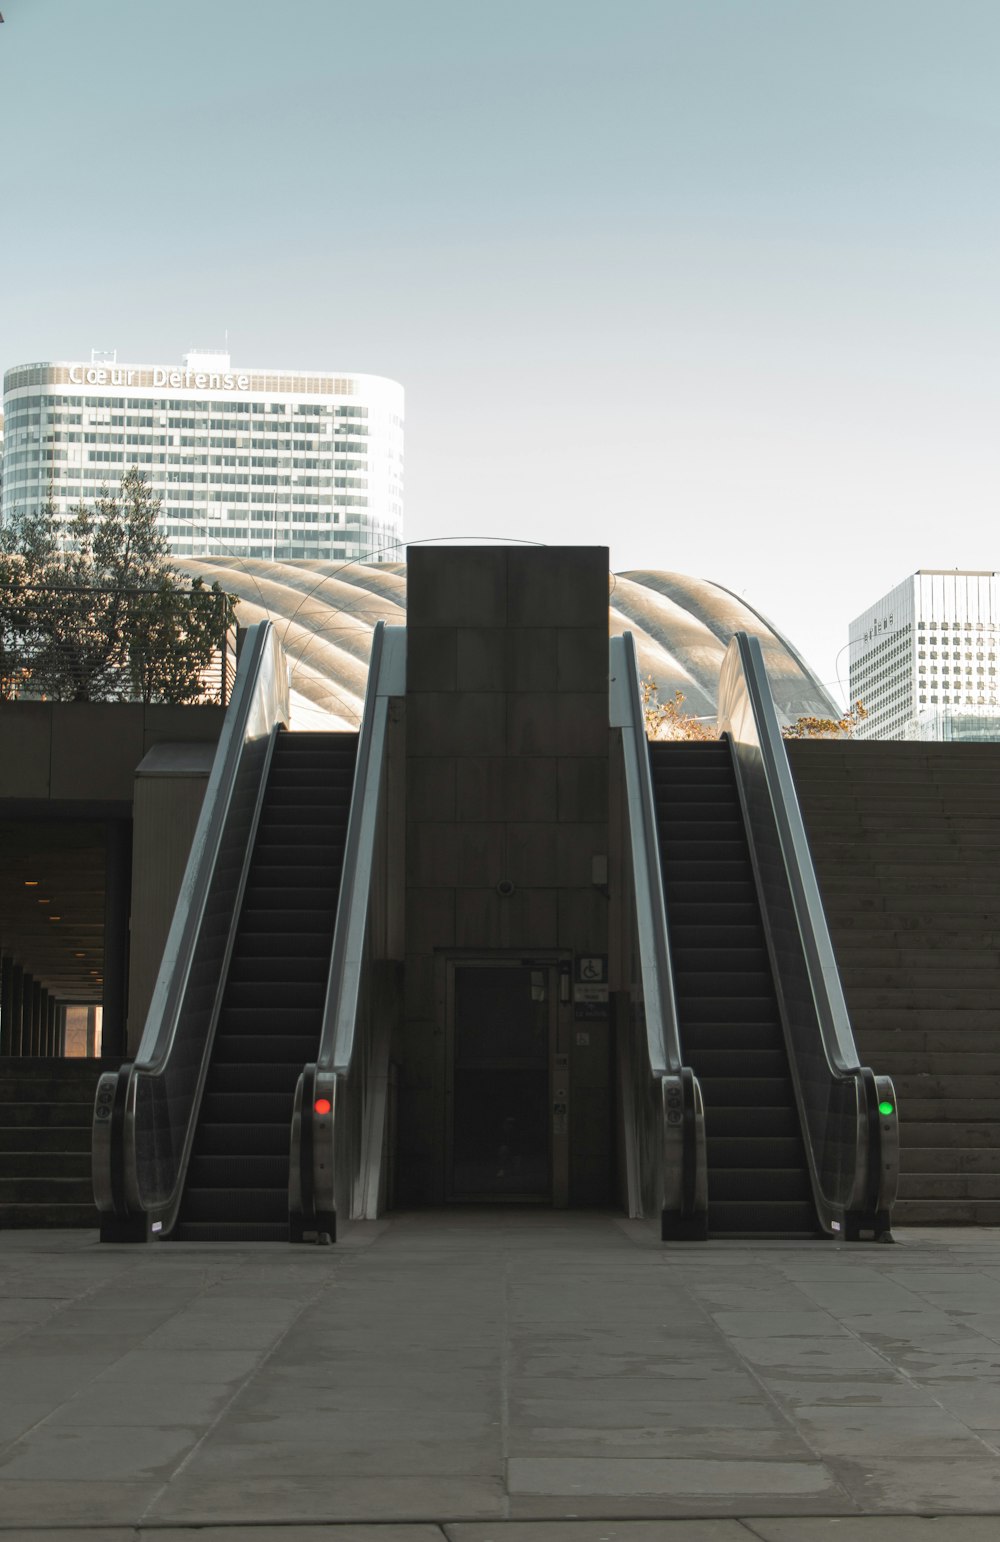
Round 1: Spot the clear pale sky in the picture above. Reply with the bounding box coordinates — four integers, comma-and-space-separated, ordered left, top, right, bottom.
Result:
2, 0, 998, 703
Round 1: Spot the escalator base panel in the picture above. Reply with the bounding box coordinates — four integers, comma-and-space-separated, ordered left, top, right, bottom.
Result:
170, 1221, 290, 1243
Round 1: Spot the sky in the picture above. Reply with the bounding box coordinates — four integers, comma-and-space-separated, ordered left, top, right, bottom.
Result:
1, 0, 998, 703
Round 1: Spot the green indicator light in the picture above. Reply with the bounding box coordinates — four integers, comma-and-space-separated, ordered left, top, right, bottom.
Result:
878, 1100, 895, 1117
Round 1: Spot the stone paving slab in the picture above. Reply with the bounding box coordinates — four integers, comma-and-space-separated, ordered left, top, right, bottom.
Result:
6, 1220, 1000, 1529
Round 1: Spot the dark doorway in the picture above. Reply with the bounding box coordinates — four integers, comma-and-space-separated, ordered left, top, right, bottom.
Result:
449, 962, 552, 1200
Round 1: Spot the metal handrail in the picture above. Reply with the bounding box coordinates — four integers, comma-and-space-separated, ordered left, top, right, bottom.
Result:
290, 621, 405, 1239
717, 632, 897, 1238
610, 633, 708, 1237
610, 634, 683, 1077
93, 622, 289, 1235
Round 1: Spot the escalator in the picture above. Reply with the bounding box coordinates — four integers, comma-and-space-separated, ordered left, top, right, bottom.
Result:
172, 730, 358, 1241
650, 740, 817, 1235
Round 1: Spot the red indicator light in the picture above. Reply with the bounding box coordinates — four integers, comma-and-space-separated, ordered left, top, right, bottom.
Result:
314, 1098, 332, 1116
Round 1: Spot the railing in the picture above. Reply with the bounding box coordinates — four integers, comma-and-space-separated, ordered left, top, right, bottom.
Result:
1, 583, 236, 706
92, 621, 289, 1240
290, 621, 405, 1241
609, 634, 708, 1239
717, 632, 898, 1240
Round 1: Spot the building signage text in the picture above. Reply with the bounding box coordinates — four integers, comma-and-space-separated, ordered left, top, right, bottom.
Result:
66, 365, 250, 391
862, 613, 894, 645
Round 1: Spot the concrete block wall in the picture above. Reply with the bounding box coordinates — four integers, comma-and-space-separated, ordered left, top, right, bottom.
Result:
789, 740, 1000, 1224
399, 547, 612, 1206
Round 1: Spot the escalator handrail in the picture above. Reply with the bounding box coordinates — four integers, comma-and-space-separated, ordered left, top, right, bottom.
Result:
717, 631, 860, 1077
318, 620, 404, 1074
609, 632, 684, 1076
133, 620, 289, 1072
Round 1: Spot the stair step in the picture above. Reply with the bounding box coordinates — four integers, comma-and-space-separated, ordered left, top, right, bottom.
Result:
0, 1203, 98, 1228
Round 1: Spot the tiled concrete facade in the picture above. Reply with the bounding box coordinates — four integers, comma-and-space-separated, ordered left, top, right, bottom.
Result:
399, 548, 612, 1206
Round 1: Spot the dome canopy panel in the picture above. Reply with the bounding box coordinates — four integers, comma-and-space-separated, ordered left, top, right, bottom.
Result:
177, 557, 836, 730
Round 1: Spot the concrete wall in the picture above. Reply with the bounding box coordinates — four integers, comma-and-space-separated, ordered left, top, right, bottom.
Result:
127, 743, 218, 1053
0, 702, 225, 804
399, 547, 612, 1205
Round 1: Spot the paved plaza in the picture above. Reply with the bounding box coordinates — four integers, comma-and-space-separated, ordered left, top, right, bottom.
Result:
2, 1213, 1000, 1540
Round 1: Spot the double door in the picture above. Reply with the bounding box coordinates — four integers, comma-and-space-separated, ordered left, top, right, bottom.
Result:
447, 959, 567, 1204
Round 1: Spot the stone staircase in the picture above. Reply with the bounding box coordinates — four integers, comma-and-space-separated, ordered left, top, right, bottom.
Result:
0, 1057, 123, 1228
788, 741, 1000, 1225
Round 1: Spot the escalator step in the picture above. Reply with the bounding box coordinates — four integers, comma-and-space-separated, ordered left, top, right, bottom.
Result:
197, 1123, 290, 1155
244, 869, 344, 893
709, 1200, 819, 1234
182, 1187, 288, 1222
243, 885, 342, 909
679, 1021, 785, 1053
187, 1154, 289, 1188
711, 1168, 813, 1201
211, 1034, 319, 1064
665, 943, 767, 968
664, 881, 757, 904
675, 970, 774, 998
229, 933, 332, 962
226, 955, 328, 984
707, 1135, 806, 1167
223, 982, 325, 1011
239, 908, 338, 934
678, 997, 780, 1024
705, 1105, 801, 1138
688, 1048, 788, 1079
217, 1006, 324, 1036
666, 903, 760, 927
204, 1063, 304, 1095
698, 1076, 795, 1107
199, 1091, 296, 1122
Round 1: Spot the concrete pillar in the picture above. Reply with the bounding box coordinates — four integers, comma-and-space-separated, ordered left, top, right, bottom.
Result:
10, 964, 24, 1056
401, 547, 612, 1207
0, 956, 13, 1056
30, 980, 43, 1056
102, 818, 132, 1058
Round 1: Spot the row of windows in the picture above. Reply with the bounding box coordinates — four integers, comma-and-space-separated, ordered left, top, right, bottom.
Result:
6, 392, 370, 416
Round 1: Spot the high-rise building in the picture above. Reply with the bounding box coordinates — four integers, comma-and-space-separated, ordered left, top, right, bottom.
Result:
1, 352, 404, 563
849, 570, 1000, 740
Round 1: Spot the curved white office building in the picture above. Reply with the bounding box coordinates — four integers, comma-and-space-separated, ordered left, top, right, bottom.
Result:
2, 353, 404, 564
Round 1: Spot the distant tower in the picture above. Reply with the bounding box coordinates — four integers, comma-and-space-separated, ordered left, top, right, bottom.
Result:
849, 570, 1000, 740
2, 352, 404, 565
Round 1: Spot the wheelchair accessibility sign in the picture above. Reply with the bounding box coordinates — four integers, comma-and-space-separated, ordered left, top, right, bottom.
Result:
574, 955, 608, 1020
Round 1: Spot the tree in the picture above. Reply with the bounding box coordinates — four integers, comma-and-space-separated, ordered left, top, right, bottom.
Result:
0, 470, 236, 703
641, 677, 717, 741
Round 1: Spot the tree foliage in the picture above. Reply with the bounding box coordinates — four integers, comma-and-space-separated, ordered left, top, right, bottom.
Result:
639, 674, 867, 742
781, 702, 867, 739
0, 469, 237, 703
641, 677, 718, 741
